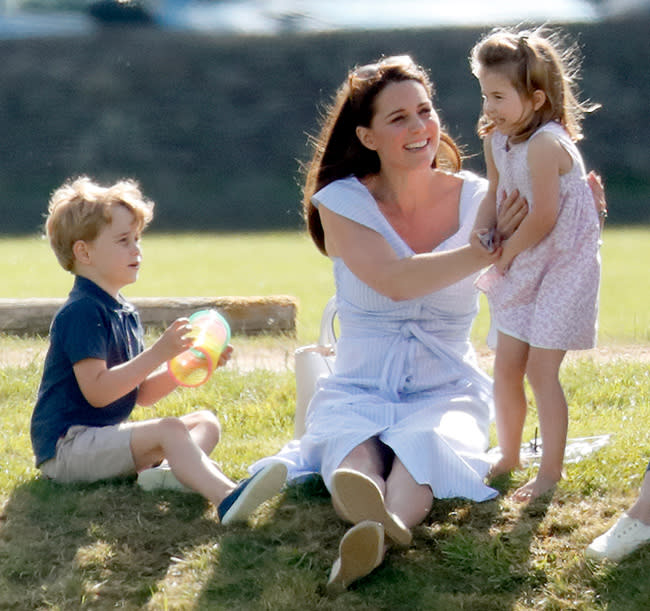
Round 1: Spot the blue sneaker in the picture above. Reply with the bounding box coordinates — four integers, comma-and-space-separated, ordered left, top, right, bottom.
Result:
218, 462, 287, 525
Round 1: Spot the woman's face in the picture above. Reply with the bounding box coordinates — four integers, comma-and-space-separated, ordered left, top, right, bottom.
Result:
355, 80, 440, 171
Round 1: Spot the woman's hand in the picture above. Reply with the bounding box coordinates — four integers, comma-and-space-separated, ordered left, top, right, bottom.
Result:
587, 171, 607, 224
470, 230, 502, 263
495, 189, 528, 244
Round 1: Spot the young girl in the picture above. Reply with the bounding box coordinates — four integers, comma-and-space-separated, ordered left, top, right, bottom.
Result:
469, 28, 604, 501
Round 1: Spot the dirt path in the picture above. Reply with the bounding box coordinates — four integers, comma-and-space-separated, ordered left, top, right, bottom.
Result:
2, 342, 648, 373
192, 343, 650, 373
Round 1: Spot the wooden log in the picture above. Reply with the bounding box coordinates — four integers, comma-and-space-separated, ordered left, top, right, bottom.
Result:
0, 296, 297, 336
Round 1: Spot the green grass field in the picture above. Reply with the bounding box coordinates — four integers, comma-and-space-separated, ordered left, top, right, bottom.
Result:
0, 227, 648, 609
1, 227, 648, 343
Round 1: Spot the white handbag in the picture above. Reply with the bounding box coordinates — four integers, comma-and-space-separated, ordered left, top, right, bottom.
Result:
293, 296, 337, 438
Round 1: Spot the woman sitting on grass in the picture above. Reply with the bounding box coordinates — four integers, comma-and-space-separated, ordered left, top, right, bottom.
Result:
254, 54, 605, 591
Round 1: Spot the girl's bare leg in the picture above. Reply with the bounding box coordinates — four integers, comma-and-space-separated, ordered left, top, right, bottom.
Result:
490, 332, 529, 477
513, 347, 567, 502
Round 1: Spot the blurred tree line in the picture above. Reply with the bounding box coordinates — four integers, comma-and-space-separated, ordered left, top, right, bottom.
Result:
0, 18, 647, 235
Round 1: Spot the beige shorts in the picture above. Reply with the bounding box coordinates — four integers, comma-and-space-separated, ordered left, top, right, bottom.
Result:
39, 424, 136, 483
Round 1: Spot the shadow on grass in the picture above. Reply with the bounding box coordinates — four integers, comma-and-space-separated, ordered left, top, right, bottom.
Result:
0, 475, 213, 608
194, 476, 554, 610
588, 545, 650, 610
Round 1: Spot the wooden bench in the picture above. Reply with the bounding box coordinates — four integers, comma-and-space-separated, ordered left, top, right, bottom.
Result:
0, 296, 297, 336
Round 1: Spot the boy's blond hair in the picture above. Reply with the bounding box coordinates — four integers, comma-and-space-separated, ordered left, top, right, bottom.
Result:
45, 176, 154, 272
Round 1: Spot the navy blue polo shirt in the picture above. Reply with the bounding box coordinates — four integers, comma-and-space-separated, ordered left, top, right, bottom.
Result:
30, 276, 145, 467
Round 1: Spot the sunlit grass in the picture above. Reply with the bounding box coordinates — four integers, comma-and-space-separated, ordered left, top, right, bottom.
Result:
1, 355, 648, 609
1, 225, 648, 607
0, 226, 648, 343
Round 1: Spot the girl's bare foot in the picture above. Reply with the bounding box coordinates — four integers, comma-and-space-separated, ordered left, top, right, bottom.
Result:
488, 456, 521, 480
511, 473, 561, 503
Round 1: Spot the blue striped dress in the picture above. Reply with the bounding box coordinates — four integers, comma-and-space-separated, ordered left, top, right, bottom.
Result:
254, 171, 498, 502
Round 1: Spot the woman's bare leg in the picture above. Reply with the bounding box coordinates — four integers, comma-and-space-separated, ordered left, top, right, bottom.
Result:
384, 457, 433, 529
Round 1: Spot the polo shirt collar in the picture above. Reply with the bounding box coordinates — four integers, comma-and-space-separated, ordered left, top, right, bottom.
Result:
71, 276, 136, 314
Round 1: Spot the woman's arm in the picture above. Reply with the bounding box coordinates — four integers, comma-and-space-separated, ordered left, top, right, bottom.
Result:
472, 136, 499, 234
319, 205, 499, 301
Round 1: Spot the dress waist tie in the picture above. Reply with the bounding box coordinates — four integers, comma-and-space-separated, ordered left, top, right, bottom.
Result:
377, 321, 493, 404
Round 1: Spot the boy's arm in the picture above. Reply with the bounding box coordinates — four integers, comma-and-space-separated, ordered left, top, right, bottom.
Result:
497, 132, 561, 272
73, 318, 192, 408
136, 344, 234, 406
134, 367, 181, 407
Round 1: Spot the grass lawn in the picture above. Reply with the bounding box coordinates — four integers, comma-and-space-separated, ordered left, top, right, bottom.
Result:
0, 227, 648, 609
1, 227, 648, 344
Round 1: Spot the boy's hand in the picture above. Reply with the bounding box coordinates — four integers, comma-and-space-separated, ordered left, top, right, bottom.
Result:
216, 344, 234, 368
151, 318, 194, 362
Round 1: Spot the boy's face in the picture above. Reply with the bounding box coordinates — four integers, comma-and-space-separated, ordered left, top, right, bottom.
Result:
77, 204, 142, 297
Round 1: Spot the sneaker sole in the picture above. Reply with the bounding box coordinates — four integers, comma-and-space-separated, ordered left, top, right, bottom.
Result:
331, 468, 412, 547
327, 520, 384, 592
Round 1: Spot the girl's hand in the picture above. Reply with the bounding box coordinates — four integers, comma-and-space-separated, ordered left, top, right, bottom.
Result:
151, 318, 194, 362
496, 189, 528, 243
587, 171, 607, 221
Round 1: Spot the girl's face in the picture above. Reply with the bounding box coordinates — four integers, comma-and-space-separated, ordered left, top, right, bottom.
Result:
477, 67, 537, 137
355, 79, 440, 171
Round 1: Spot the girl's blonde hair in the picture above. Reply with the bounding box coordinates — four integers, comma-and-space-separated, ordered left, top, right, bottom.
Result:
302, 55, 462, 255
45, 176, 154, 271
470, 27, 598, 144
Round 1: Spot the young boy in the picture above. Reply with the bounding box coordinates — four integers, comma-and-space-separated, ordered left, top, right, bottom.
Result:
30, 176, 286, 524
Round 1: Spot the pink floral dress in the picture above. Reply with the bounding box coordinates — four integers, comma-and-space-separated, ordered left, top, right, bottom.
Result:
476, 121, 601, 350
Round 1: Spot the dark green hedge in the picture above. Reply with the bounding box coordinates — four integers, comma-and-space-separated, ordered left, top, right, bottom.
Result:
1, 18, 647, 235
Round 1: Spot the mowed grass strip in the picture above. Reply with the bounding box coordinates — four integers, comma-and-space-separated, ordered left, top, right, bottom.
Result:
0, 227, 648, 608
1, 227, 647, 342
0, 358, 648, 609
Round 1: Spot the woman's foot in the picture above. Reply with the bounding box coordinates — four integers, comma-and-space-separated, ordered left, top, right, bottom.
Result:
330, 468, 412, 546
511, 472, 560, 503
327, 521, 385, 592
